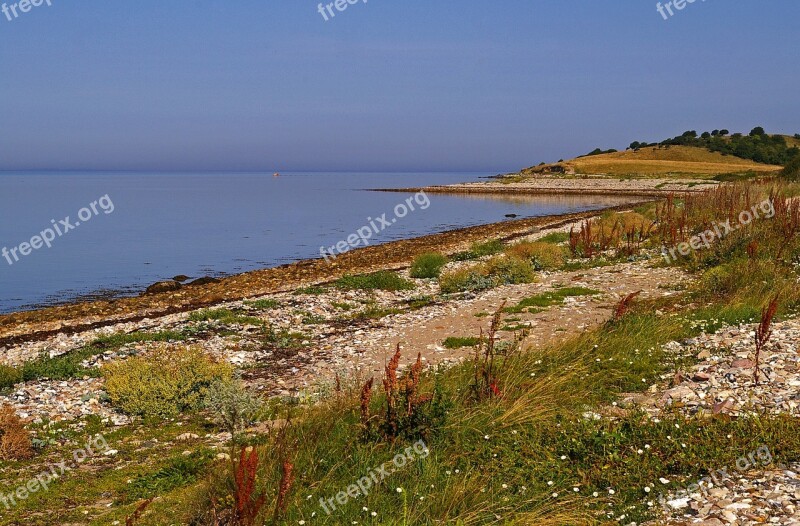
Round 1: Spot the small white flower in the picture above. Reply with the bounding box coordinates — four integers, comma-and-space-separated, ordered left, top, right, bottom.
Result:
592, 492, 599, 497
362, 507, 368, 512
502, 484, 508, 489
637, 449, 644, 454
659, 477, 670, 484
573, 487, 579, 492
608, 489, 616, 495
560, 455, 567, 460
644, 487, 651, 493
396, 487, 403, 493
552, 492, 558, 498
484, 435, 490, 440
298, 522, 305, 525
547, 481, 554, 486
371, 511, 377, 517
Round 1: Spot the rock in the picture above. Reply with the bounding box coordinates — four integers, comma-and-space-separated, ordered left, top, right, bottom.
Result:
143, 280, 181, 295
186, 277, 221, 287
172, 275, 191, 282
712, 399, 735, 415
730, 359, 755, 369
692, 372, 711, 382
176, 433, 200, 441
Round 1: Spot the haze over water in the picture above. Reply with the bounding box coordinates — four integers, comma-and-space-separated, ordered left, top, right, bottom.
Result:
0, 172, 636, 313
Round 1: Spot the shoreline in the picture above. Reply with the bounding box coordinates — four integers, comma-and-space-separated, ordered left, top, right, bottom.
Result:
0, 198, 652, 347
376, 175, 720, 197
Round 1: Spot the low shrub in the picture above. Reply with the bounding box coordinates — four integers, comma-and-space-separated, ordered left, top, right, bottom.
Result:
409, 253, 448, 279
0, 364, 22, 391
334, 271, 415, 291
103, 346, 234, 418
439, 267, 496, 294
204, 379, 263, 435
505, 241, 567, 270
483, 256, 536, 285
440, 256, 536, 294
0, 404, 33, 461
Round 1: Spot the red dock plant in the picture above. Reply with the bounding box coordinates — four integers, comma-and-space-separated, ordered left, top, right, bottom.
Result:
360, 377, 374, 429
274, 459, 295, 518
612, 291, 642, 322
233, 447, 266, 526
754, 295, 780, 385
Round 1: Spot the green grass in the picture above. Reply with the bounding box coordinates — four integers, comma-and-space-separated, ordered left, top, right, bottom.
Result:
503, 287, 601, 314
409, 253, 448, 279
295, 285, 328, 295
334, 271, 416, 292
13, 331, 188, 384
538, 231, 570, 244
442, 336, 482, 349
125, 449, 215, 502
244, 298, 280, 310
450, 239, 505, 261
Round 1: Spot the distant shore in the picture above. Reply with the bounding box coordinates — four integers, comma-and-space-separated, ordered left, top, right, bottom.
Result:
376, 174, 720, 197
0, 199, 651, 347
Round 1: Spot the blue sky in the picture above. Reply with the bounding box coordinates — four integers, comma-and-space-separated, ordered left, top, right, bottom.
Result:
0, 0, 798, 172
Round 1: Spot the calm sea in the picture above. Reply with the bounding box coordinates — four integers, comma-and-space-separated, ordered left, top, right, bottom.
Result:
0, 172, 635, 313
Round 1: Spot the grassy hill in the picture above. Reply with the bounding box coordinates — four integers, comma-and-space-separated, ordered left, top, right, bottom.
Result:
521, 145, 783, 178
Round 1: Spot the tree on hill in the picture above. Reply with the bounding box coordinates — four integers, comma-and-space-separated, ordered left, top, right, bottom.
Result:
719, 129, 729, 136
750, 126, 766, 136
701, 132, 711, 139
795, 133, 800, 140
781, 154, 800, 181
711, 130, 720, 136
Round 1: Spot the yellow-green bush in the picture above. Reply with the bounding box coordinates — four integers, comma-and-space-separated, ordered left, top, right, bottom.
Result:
505, 241, 567, 270
103, 346, 233, 418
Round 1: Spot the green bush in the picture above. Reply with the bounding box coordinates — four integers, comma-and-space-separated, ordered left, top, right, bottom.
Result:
0, 365, 22, 391
409, 253, 448, 279
334, 271, 415, 291
781, 155, 800, 181
103, 346, 233, 418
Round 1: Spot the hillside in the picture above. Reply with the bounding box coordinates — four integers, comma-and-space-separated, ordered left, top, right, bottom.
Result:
521, 145, 783, 178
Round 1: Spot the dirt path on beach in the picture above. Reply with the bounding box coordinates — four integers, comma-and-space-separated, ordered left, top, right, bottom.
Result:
245, 258, 688, 394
